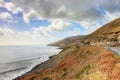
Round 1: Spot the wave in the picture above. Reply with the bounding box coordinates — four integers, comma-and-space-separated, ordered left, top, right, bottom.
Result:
0, 56, 43, 64
0, 67, 27, 74
0, 56, 49, 80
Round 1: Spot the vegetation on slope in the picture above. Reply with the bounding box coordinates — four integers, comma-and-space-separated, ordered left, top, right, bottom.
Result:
15, 46, 120, 80
49, 18, 120, 48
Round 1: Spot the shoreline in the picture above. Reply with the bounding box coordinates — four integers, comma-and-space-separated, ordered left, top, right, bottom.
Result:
13, 45, 120, 80
14, 50, 62, 80
13, 45, 78, 80
0, 45, 61, 80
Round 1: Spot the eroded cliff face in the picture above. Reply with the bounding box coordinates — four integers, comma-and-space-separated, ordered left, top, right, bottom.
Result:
15, 46, 120, 80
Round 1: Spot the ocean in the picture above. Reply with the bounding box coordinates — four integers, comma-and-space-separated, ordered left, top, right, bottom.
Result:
0, 45, 61, 80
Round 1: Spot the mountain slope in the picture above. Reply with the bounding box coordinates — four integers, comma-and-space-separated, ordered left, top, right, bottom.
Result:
15, 46, 120, 80
48, 35, 86, 48
49, 18, 120, 47
15, 18, 120, 80
86, 18, 120, 46
90, 18, 120, 36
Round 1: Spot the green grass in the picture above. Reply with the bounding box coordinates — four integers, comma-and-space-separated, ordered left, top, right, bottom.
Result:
113, 53, 120, 59
76, 69, 84, 79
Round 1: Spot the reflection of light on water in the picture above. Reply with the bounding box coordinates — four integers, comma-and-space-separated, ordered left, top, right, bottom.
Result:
0, 56, 49, 80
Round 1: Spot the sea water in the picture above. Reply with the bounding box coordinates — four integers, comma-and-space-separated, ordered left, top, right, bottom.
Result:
0, 45, 61, 80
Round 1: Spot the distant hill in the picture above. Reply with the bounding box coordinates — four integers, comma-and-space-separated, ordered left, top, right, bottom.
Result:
48, 35, 86, 48
49, 18, 120, 47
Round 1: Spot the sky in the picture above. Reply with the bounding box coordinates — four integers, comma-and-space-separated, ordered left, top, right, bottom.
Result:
0, 0, 120, 45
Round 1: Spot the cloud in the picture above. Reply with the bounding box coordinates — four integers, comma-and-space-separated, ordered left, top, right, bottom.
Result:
0, 25, 76, 45
23, 9, 38, 23
0, 0, 103, 23
0, 12, 17, 23
80, 21, 102, 34
0, 0, 22, 14
101, 0, 120, 13
2, 0, 118, 33
0, 27, 15, 37
0, 0, 120, 35
33, 20, 73, 36
0, 0, 120, 23
67, 27, 81, 36
0, 27, 47, 45
0, 30, 4, 36
100, 0, 120, 20
0, 12, 12, 20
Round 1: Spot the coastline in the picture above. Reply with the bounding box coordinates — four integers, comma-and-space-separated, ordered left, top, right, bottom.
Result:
0, 45, 61, 80
14, 46, 73, 80
14, 45, 120, 80
14, 48, 63, 80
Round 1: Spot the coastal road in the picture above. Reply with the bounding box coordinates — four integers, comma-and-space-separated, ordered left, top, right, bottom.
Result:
108, 47, 120, 55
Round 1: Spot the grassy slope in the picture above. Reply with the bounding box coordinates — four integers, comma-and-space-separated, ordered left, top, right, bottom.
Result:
90, 18, 120, 36
15, 46, 120, 80
49, 18, 120, 48
87, 18, 120, 42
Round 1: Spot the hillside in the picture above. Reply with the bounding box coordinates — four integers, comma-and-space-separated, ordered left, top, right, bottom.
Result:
49, 18, 120, 47
15, 46, 120, 80
48, 35, 86, 48
86, 18, 120, 46
90, 18, 120, 36
15, 18, 120, 80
